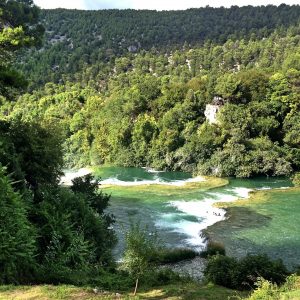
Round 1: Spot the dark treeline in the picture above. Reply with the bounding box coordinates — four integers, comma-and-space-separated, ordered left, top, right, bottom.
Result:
18, 5, 300, 88
0, 0, 116, 286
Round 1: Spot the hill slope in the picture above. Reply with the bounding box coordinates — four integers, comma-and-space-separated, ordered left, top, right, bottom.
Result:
19, 5, 300, 88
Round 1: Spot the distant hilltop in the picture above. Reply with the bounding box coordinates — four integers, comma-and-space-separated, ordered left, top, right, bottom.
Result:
19, 5, 300, 88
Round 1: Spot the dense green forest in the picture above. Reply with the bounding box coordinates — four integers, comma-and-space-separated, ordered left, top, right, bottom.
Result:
0, 0, 116, 286
19, 5, 300, 88
7, 5, 300, 177
1, 0, 300, 295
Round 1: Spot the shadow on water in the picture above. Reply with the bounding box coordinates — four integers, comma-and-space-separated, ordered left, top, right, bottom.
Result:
204, 206, 272, 248
205, 205, 300, 270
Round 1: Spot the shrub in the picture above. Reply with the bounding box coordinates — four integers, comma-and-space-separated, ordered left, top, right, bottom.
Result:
38, 230, 95, 285
0, 167, 37, 284
90, 269, 135, 291
204, 254, 289, 290
34, 177, 116, 284
204, 254, 238, 288
121, 223, 161, 277
139, 268, 183, 287
246, 275, 298, 300
247, 277, 280, 300
236, 254, 288, 289
157, 248, 198, 264
121, 223, 165, 295
200, 241, 226, 258
292, 172, 300, 186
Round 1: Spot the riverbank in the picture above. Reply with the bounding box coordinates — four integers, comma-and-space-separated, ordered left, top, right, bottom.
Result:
60, 167, 228, 191
101, 176, 228, 195
0, 282, 249, 299
4, 277, 299, 299
161, 256, 207, 281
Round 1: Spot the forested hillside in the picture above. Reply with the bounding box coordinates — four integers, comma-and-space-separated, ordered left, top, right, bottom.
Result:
0, 4, 297, 179
8, 11, 300, 177
18, 5, 300, 88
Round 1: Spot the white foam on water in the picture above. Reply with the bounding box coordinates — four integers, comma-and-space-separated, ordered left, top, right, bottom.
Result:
101, 176, 206, 187
60, 168, 92, 185
160, 218, 211, 247
257, 187, 272, 190
231, 187, 253, 198
156, 197, 229, 247
206, 192, 237, 202
144, 167, 165, 173
156, 187, 252, 248
101, 177, 163, 186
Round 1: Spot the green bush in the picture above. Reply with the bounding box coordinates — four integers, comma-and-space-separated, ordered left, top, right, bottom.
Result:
247, 277, 280, 300
236, 254, 288, 289
156, 248, 198, 264
246, 274, 298, 300
34, 176, 116, 284
204, 254, 238, 288
90, 269, 135, 291
139, 268, 184, 287
0, 167, 37, 284
204, 254, 289, 290
292, 172, 300, 186
200, 241, 226, 258
121, 223, 161, 277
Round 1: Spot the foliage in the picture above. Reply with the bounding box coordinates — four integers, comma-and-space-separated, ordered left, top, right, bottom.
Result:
0, 0, 44, 98
139, 268, 184, 287
200, 241, 226, 258
121, 223, 192, 291
157, 248, 198, 264
0, 119, 64, 192
0, 0, 118, 288
204, 254, 289, 290
8, 23, 300, 177
292, 173, 300, 186
204, 254, 239, 289
0, 166, 36, 284
246, 274, 299, 300
35, 182, 116, 284
237, 254, 289, 289
18, 5, 300, 88
247, 278, 280, 300
121, 223, 161, 277
71, 174, 111, 215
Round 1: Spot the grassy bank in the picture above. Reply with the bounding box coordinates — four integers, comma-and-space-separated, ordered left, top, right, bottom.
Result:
2, 275, 300, 299
214, 186, 300, 208
2, 278, 300, 299
101, 176, 229, 197
0, 282, 248, 300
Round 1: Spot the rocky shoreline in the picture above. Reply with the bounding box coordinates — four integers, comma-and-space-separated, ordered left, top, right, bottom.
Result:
161, 256, 207, 281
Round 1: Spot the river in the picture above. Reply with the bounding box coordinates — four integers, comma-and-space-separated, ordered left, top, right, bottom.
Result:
90, 166, 299, 269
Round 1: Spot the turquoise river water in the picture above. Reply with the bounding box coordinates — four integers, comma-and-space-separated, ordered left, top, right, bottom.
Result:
91, 167, 299, 269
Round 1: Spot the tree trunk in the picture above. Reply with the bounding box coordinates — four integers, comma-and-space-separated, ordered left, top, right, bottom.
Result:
133, 278, 139, 296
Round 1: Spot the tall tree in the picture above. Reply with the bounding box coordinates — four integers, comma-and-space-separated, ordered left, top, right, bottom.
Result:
0, 0, 44, 98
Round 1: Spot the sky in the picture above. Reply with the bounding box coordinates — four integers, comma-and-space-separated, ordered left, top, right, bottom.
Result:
34, 0, 300, 10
